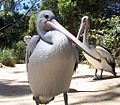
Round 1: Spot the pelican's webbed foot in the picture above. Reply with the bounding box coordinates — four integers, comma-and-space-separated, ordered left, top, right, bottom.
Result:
33, 96, 40, 105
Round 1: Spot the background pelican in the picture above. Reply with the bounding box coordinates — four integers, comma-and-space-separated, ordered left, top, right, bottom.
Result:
77, 16, 116, 80
24, 35, 31, 45
24, 35, 40, 72
26, 10, 79, 105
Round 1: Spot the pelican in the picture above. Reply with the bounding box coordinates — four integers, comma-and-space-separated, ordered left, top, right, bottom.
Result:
77, 16, 116, 80
24, 35, 40, 72
26, 10, 101, 105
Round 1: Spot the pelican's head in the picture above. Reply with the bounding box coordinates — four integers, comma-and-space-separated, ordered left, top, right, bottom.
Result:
77, 16, 90, 39
81, 16, 89, 30
36, 10, 76, 38
36, 10, 56, 36
82, 16, 89, 22
24, 35, 31, 45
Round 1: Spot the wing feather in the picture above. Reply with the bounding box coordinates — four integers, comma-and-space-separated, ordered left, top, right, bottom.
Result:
96, 46, 114, 63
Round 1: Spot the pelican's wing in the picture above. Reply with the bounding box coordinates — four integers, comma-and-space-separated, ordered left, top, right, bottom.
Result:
25, 35, 40, 71
96, 46, 114, 63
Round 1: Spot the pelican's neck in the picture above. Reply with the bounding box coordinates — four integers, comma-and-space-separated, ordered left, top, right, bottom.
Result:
83, 28, 89, 48
36, 19, 47, 38
37, 27, 46, 37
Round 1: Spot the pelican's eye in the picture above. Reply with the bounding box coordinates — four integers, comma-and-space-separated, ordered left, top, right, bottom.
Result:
83, 18, 86, 22
45, 15, 49, 19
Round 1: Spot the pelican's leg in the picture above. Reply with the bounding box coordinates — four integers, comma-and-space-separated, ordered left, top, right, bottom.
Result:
33, 96, 40, 105
93, 69, 98, 80
63, 92, 68, 105
100, 69, 103, 79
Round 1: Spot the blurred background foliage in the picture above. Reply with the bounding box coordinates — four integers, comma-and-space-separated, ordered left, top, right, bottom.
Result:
0, 0, 119, 67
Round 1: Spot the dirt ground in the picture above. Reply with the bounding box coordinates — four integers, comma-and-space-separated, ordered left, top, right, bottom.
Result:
0, 64, 120, 105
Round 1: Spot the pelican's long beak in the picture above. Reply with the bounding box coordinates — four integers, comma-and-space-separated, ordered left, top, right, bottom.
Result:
44, 19, 101, 62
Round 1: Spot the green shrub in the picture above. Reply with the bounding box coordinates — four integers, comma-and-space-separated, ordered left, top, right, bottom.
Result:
13, 41, 26, 64
27, 14, 37, 35
0, 49, 16, 67
116, 56, 120, 67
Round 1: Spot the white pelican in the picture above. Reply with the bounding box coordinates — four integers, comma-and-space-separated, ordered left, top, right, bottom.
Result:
77, 16, 116, 80
26, 10, 101, 105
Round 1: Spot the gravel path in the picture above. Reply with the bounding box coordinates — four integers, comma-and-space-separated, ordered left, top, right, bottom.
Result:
0, 64, 120, 105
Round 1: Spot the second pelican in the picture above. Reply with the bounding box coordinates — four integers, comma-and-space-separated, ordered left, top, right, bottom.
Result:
77, 16, 116, 80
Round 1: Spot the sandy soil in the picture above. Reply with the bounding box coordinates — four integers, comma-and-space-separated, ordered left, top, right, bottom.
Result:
0, 64, 120, 105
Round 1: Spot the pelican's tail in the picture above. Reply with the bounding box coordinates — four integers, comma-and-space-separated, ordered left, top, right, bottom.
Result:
110, 59, 117, 77
111, 67, 117, 77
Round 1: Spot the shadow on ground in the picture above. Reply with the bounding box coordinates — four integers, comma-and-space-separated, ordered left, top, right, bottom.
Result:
69, 84, 120, 105
0, 82, 31, 97
72, 74, 120, 81
72, 75, 93, 79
